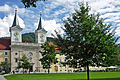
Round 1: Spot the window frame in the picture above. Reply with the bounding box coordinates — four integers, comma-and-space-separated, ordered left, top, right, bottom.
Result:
4, 52, 8, 55
4, 57, 8, 62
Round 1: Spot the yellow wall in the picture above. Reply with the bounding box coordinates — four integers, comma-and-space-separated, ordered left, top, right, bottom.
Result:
50, 53, 74, 72
0, 50, 10, 64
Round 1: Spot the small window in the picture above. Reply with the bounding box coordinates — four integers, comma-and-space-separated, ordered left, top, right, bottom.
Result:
59, 53, 61, 56
5, 57, 8, 62
60, 58, 62, 62
64, 59, 66, 62
65, 65, 67, 68
15, 58, 18, 62
4, 52, 8, 55
15, 53, 18, 55
69, 65, 72, 68
60, 65, 62, 69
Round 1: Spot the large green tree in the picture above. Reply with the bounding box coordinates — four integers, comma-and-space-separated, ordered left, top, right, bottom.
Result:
40, 41, 57, 74
54, 3, 119, 80
18, 55, 31, 74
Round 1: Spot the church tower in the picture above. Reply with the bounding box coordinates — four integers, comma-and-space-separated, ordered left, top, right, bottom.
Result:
10, 8, 23, 43
35, 12, 47, 43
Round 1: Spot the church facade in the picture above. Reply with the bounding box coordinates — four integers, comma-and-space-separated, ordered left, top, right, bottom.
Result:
9, 9, 47, 72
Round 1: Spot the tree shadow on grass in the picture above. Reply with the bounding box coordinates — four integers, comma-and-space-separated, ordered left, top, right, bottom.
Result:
73, 78, 120, 80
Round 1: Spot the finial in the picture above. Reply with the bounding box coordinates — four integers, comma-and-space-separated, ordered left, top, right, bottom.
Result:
11, 7, 20, 27
40, 11, 42, 16
15, 7, 17, 13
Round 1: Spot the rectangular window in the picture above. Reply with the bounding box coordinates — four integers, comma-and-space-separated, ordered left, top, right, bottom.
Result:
64, 58, 66, 62
65, 65, 66, 69
60, 65, 62, 69
69, 65, 72, 68
60, 58, 62, 62
4, 52, 8, 55
5, 57, 8, 62
59, 53, 61, 56
15, 58, 18, 62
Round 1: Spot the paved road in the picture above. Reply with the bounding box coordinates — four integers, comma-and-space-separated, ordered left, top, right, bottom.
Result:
0, 75, 6, 80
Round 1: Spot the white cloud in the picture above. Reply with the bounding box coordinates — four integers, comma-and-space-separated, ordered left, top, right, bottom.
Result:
34, 19, 62, 37
0, 14, 25, 37
0, 4, 12, 12
38, 0, 120, 38
1, 0, 120, 41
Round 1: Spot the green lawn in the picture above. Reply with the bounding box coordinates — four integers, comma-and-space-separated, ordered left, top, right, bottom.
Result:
5, 72, 120, 80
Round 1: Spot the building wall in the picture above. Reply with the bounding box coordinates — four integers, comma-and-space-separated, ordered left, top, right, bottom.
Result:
0, 45, 77, 73
0, 43, 77, 73
49, 53, 74, 73
10, 42, 45, 72
0, 50, 11, 64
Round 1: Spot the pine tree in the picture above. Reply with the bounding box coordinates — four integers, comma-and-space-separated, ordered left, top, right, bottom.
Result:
54, 3, 119, 80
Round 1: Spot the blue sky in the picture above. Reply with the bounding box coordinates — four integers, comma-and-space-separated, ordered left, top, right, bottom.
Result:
0, 0, 120, 42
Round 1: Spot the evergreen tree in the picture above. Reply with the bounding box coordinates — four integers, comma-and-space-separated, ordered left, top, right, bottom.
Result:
40, 41, 57, 74
54, 3, 119, 80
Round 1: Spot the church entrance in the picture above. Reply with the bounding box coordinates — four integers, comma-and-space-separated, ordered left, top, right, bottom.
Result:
29, 66, 33, 72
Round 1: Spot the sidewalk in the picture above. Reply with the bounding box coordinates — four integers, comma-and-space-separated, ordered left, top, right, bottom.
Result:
0, 75, 6, 80
0, 74, 11, 80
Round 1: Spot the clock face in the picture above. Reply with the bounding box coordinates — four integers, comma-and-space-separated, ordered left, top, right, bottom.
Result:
40, 34, 44, 38
14, 32, 19, 36
40, 34, 44, 42
14, 32, 19, 41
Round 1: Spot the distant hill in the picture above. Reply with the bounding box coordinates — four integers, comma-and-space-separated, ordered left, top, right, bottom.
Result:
1, 33, 55, 43
22, 33, 35, 42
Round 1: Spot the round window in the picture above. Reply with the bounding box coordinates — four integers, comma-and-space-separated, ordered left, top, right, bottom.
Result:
28, 52, 33, 56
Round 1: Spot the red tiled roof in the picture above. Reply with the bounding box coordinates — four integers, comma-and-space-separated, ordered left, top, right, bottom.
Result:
49, 42, 54, 45
49, 42, 60, 52
0, 39, 11, 50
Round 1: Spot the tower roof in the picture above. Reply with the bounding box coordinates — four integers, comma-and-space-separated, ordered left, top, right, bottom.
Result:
12, 8, 20, 27
37, 11, 42, 30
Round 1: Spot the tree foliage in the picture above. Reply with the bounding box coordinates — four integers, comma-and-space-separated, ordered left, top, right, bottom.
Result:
21, 0, 46, 8
40, 41, 57, 73
18, 55, 31, 73
54, 2, 119, 80
0, 62, 10, 74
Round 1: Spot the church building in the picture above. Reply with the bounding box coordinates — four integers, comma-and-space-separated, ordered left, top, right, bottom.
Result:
9, 9, 47, 72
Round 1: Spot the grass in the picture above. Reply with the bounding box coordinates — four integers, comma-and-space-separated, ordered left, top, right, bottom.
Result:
5, 72, 120, 80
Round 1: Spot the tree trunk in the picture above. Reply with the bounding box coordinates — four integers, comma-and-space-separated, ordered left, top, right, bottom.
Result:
48, 64, 50, 74
48, 68, 50, 74
23, 68, 24, 74
29, 68, 30, 74
86, 61, 89, 80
